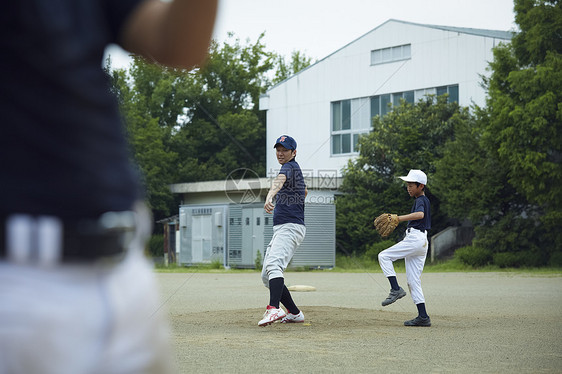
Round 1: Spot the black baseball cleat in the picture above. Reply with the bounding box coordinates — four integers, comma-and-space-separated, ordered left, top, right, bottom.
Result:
404, 316, 431, 327
381, 287, 406, 306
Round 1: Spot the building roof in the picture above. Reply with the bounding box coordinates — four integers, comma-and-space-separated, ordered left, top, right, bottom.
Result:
170, 178, 270, 194
389, 19, 514, 40
261, 18, 514, 94
170, 177, 344, 194
156, 214, 179, 224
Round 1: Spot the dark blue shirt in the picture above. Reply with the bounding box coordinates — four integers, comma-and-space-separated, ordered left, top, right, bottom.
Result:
407, 195, 431, 231
273, 160, 306, 226
0, 0, 143, 218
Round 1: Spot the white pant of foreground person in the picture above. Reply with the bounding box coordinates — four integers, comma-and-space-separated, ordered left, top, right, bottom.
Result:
0, 206, 175, 374
378, 228, 428, 305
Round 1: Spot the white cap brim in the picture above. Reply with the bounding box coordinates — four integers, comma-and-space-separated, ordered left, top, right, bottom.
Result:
398, 169, 427, 185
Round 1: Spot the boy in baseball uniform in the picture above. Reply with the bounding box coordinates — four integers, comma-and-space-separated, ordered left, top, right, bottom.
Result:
259, 135, 307, 326
377, 169, 432, 326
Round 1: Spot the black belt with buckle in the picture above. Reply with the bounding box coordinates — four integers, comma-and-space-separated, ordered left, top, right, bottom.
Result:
0, 211, 136, 264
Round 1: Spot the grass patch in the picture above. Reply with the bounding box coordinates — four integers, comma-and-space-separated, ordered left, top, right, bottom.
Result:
154, 255, 562, 275
154, 262, 255, 273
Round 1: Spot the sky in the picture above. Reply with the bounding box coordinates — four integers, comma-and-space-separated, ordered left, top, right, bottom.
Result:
106, 0, 517, 70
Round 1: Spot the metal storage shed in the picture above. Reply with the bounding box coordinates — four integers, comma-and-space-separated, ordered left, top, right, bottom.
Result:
227, 202, 335, 268
172, 177, 340, 268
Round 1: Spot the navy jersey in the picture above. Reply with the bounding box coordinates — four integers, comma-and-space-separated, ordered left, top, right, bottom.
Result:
273, 160, 306, 226
407, 195, 431, 231
0, 0, 143, 219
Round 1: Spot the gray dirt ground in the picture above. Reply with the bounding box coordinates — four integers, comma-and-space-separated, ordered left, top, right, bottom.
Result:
153, 271, 562, 373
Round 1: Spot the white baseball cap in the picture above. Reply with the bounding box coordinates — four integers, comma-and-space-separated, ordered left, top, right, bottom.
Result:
398, 169, 427, 185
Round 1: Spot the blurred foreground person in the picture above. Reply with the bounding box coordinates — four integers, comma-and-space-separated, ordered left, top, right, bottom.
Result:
0, 1, 217, 373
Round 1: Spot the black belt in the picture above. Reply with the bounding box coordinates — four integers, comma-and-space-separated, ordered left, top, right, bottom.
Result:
407, 227, 426, 233
0, 211, 136, 264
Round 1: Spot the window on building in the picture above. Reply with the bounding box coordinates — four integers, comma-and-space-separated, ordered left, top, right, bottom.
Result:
332, 100, 351, 131
331, 97, 371, 155
415, 84, 459, 103
392, 92, 403, 107
332, 84, 459, 156
380, 94, 391, 116
370, 91, 414, 122
436, 86, 448, 97
371, 44, 411, 65
353, 133, 362, 152
404, 91, 415, 104
370, 96, 380, 118
448, 85, 459, 103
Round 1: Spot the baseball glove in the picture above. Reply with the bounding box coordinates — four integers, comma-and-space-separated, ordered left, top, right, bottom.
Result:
374, 213, 399, 237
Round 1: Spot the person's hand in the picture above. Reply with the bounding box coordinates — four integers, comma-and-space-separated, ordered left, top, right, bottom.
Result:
264, 200, 274, 214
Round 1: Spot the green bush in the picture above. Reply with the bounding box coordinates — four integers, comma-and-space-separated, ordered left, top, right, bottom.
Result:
210, 258, 223, 269
254, 249, 262, 269
493, 252, 523, 268
548, 252, 562, 267
473, 214, 542, 255
454, 246, 492, 267
493, 251, 545, 268
148, 234, 164, 257
364, 240, 395, 262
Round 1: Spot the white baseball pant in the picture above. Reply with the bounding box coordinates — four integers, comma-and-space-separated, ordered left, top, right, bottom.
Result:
378, 228, 428, 304
0, 204, 176, 374
261, 223, 306, 287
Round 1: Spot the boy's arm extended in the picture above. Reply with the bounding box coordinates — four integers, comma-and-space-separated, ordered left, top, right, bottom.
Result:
375, 211, 423, 238
264, 174, 287, 214
398, 211, 424, 222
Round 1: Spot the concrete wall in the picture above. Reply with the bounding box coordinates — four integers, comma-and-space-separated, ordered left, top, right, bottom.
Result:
430, 226, 475, 262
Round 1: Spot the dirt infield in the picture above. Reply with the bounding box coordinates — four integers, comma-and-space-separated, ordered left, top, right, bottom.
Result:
154, 271, 562, 373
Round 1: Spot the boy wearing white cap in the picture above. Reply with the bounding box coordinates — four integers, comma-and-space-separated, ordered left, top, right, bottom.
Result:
377, 169, 432, 326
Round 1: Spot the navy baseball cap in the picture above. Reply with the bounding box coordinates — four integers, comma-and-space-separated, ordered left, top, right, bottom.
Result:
274, 135, 297, 150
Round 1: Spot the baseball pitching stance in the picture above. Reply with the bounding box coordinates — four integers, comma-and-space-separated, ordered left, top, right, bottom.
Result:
375, 169, 432, 327
259, 135, 308, 326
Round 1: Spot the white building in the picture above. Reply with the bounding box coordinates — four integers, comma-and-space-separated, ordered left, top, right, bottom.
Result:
260, 19, 513, 177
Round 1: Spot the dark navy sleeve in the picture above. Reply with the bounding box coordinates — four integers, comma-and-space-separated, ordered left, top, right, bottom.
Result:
413, 198, 426, 214
279, 162, 293, 180
103, 0, 145, 42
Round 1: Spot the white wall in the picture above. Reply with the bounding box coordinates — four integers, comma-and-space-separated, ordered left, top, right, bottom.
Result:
263, 20, 510, 177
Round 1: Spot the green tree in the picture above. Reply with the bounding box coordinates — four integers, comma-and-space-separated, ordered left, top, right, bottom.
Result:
168, 33, 276, 181
106, 61, 179, 220
434, 0, 562, 265
273, 50, 314, 84
106, 33, 312, 221
512, 0, 562, 66
433, 107, 546, 264
484, 0, 561, 263
337, 96, 469, 255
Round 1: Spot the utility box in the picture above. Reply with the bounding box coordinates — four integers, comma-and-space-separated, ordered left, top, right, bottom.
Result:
178, 205, 228, 265
227, 203, 268, 268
